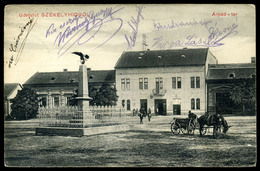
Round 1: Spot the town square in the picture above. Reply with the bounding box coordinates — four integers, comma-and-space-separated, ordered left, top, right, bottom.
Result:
4, 4, 256, 167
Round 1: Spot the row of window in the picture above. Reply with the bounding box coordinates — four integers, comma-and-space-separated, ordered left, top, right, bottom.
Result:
122, 99, 131, 110
39, 96, 73, 107
191, 98, 200, 110
190, 77, 200, 88
139, 78, 148, 89
121, 77, 201, 90
121, 98, 201, 111
121, 78, 130, 90
172, 77, 182, 89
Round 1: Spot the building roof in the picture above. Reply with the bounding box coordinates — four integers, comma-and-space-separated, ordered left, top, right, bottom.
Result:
4, 83, 22, 99
115, 48, 209, 68
207, 63, 256, 80
24, 70, 115, 85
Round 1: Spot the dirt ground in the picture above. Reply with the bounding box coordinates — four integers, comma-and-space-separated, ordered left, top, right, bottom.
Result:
4, 116, 256, 167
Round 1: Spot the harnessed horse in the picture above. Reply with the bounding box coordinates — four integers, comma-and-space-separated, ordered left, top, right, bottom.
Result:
198, 114, 229, 138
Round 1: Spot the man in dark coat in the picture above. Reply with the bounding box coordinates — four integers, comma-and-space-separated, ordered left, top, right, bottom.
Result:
188, 110, 197, 119
188, 110, 197, 125
139, 107, 146, 124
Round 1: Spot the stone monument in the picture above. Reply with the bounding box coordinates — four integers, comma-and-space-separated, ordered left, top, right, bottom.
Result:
36, 52, 130, 136
73, 52, 92, 128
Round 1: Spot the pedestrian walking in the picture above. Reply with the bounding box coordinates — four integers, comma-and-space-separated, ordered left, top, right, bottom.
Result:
147, 108, 151, 122
139, 107, 145, 124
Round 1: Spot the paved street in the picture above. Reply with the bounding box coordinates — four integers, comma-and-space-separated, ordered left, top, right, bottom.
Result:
4, 116, 256, 167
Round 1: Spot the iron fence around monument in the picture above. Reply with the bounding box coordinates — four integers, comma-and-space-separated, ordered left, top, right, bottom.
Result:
37, 105, 127, 128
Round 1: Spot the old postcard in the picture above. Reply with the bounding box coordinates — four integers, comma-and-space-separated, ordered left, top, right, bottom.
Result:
4, 4, 256, 167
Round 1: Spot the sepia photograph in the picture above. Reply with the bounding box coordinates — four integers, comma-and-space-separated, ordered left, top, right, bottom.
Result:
4, 4, 256, 167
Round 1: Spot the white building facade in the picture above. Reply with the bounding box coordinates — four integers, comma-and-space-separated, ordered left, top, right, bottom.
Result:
115, 48, 217, 116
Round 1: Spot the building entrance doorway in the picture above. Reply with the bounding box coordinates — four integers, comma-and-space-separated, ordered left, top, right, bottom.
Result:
155, 99, 166, 115
173, 104, 181, 115
140, 99, 147, 114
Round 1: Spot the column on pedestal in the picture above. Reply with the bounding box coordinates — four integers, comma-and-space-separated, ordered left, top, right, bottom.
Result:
77, 64, 93, 127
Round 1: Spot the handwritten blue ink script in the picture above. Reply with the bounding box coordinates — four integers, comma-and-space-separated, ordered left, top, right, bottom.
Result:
152, 19, 238, 49
8, 17, 37, 68
46, 7, 124, 57
153, 18, 212, 31
124, 6, 144, 49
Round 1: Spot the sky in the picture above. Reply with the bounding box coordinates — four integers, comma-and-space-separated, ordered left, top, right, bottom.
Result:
4, 4, 256, 84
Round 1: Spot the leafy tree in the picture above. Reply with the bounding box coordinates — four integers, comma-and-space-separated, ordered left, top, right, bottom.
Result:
89, 85, 98, 99
228, 78, 256, 113
10, 88, 39, 120
69, 84, 118, 106
90, 83, 118, 106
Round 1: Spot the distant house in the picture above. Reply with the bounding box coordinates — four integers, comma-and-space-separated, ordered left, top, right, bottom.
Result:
114, 48, 218, 115
206, 61, 256, 115
4, 83, 23, 116
23, 69, 115, 107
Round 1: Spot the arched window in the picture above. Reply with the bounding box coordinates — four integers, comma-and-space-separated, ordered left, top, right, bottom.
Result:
191, 98, 195, 110
127, 100, 131, 111
196, 98, 200, 110
122, 100, 125, 107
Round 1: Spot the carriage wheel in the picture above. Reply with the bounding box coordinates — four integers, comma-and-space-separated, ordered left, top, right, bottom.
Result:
171, 122, 180, 135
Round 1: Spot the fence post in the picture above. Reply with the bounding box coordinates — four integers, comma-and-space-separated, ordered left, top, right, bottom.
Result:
93, 105, 97, 118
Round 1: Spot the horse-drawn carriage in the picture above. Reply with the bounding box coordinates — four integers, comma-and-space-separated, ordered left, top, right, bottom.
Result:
170, 113, 230, 138
170, 117, 197, 135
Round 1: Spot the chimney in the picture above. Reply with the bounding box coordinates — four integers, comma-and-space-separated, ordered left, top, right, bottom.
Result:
63, 69, 68, 72
251, 57, 256, 63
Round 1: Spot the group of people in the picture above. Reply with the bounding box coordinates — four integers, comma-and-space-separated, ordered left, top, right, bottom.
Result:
133, 108, 221, 124
133, 108, 152, 124
134, 108, 198, 124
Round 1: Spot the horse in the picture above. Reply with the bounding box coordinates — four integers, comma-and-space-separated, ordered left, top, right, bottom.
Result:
198, 114, 229, 138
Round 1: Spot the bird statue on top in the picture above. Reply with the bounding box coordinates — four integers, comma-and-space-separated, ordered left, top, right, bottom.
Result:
72, 52, 89, 64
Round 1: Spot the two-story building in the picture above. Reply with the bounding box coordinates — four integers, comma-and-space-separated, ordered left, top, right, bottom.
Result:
114, 48, 218, 115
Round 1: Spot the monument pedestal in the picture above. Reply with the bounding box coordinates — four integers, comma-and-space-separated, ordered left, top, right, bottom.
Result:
35, 56, 130, 136
74, 64, 93, 128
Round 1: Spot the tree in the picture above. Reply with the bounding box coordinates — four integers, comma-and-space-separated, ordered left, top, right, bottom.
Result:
90, 83, 118, 106
10, 88, 39, 120
89, 85, 98, 105
228, 78, 256, 114
68, 84, 118, 106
